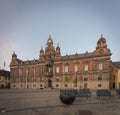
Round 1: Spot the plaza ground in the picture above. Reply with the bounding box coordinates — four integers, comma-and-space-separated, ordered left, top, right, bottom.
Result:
0, 89, 120, 115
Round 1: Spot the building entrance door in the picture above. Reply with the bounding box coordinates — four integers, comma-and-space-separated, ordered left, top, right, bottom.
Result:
48, 79, 52, 87
27, 84, 29, 89
112, 82, 115, 88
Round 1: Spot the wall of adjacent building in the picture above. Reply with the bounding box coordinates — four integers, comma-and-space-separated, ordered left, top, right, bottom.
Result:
110, 63, 120, 89
0, 75, 10, 88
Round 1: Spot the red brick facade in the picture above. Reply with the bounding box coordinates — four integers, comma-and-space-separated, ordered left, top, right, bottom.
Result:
10, 35, 112, 89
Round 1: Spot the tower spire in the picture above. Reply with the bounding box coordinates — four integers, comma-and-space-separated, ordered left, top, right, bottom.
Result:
49, 32, 52, 38
57, 43, 59, 47
101, 34, 103, 38
41, 45, 43, 50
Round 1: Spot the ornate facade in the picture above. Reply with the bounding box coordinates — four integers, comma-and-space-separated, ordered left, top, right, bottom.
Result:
10, 35, 112, 90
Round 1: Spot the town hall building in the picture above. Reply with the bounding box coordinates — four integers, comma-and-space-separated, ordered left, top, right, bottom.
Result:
10, 35, 112, 90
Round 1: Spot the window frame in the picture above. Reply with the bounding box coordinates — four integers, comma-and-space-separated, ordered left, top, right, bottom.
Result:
98, 63, 103, 70
84, 64, 88, 71
64, 65, 68, 72
56, 66, 60, 73
74, 64, 78, 72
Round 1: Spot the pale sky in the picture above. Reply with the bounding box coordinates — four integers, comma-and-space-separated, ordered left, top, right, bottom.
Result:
0, 0, 120, 70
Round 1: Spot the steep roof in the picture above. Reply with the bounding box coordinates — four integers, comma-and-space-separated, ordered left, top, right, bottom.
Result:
0, 70, 10, 77
62, 52, 94, 60
112, 62, 120, 69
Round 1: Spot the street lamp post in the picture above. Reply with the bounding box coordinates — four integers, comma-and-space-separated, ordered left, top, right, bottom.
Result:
80, 72, 82, 89
76, 71, 77, 87
74, 64, 78, 89
75, 71, 77, 88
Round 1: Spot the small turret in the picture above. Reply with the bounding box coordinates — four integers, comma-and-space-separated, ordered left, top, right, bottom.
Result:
45, 35, 55, 59
94, 34, 111, 55
56, 43, 60, 53
12, 52, 17, 59
96, 34, 107, 49
55, 43, 61, 59
39, 46, 45, 61
47, 34, 53, 46
11, 52, 18, 65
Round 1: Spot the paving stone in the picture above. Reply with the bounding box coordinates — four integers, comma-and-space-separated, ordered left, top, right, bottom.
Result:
0, 89, 120, 115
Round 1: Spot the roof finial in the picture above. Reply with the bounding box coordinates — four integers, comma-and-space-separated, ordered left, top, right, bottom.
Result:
49, 32, 52, 38
101, 34, 103, 38
41, 45, 43, 49
57, 43, 59, 47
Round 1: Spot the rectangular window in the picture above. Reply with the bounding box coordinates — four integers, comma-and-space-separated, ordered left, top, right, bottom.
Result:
65, 65, 68, 72
26, 69, 28, 77
85, 64, 88, 71
56, 77, 59, 82
21, 79, 23, 82
33, 67, 36, 77
74, 64, 78, 72
48, 67, 51, 72
113, 75, 115, 80
84, 76, 88, 81
99, 63, 103, 70
92, 74, 95, 80
56, 66, 59, 73
40, 66, 44, 76
27, 78, 29, 82
19, 68, 22, 77
40, 68, 42, 77
98, 74, 102, 81
98, 77, 102, 81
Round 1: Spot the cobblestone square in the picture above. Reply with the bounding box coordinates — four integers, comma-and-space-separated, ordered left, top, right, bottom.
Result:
0, 89, 120, 115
